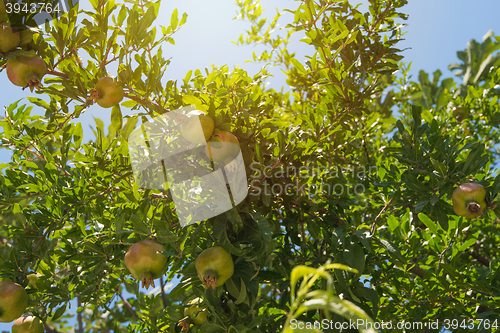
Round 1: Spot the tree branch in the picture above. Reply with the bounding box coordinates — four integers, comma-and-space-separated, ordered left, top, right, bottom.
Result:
77, 296, 83, 333
115, 288, 139, 319
406, 262, 426, 279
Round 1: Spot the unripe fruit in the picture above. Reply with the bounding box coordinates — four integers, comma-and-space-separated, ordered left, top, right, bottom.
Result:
6, 55, 46, 92
195, 246, 234, 289
204, 131, 240, 164
91, 77, 124, 108
452, 183, 486, 219
27, 273, 42, 290
0, 23, 20, 53
452, 106, 468, 122
180, 110, 214, 143
179, 297, 208, 332
12, 315, 44, 333
0, 281, 28, 323
125, 240, 168, 289
184, 298, 208, 325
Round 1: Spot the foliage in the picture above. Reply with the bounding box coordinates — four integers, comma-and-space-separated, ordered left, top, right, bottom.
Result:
0, 0, 499, 332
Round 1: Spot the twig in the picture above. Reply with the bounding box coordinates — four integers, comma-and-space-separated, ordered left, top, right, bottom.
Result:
44, 323, 63, 333
124, 92, 167, 113
77, 296, 83, 333
115, 288, 139, 319
370, 197, 395, 234
406, 262, 426, 279
160, 276, 167, 309
468, 250, 490, 267
252, 159, 280, 189
46, 69, 69, 79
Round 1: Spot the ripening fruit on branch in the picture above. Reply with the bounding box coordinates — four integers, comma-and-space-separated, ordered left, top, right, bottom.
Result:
0, 23, 20, 53
452, 106, 468, 122
6, 55, 46, 92
11, 315, 44, 333
91, 77, 124, 108
204, 131, 240, 164
27, 273, 42, 290
195, 246, 234, 289
180, 110, 215, 143
179, 297, 208, 332
125, 239, 168, 289
185, 298, 208, 325
0, 281, 28, 323
452, 183, 487, 219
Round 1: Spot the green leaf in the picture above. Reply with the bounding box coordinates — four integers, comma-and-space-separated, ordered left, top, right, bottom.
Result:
170, 8, 179, 30
418, 213, 440, 235
111, 105, 123, 132
387, 215, 399, 232
457, 238, 476, 253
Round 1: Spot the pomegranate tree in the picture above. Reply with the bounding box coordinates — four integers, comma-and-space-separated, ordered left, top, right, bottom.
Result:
125, 239, 168, 289
6, 55, 46, 91
195, 246, 234, 289
91, 77, 124, 108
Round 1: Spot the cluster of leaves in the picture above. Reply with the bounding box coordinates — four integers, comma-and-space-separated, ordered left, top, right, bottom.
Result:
0, 0, 500, 332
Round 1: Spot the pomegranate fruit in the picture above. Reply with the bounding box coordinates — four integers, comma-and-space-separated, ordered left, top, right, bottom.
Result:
0, 23, 20, 53
452, 183, 486, 218
0, 281, 28, 323
12, 315, 44, 333
6, 55, 46, 92
125, 239, 168, 289
204, 131, 240, 164
180, 110, 215, 143
27, 273, 42, 290
452, 106, 468, 122
185, 298, 208, 324
195, 246, 234, 289
91, 77, 124, 108
179, 297, 208, 332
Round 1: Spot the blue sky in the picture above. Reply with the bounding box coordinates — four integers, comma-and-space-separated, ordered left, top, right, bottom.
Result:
2, 0, 500, 331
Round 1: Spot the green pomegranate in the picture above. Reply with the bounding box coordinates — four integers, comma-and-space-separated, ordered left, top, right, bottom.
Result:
452, 183, 486, 219
185, 297, 208, 324
12, 315, 44, 333
0, 23, 20, 53
452, 105, 468, 122
6, 55, 46, 92
204, 131, 240, 164
195, 246, 234, 289
180, 110, 215, 143
91, 77, 124, 108
125, 239, 168, 289
179, 297, 208, 332
0, 281, 28, 323
27, 273, 42, 290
